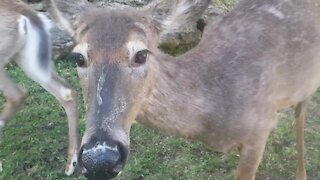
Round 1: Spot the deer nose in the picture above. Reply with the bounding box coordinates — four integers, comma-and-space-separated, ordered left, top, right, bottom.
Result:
79, 141, 125, 179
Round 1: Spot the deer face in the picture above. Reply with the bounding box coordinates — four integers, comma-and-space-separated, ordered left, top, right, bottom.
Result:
70, 11, 157, 179
48, 0, 209, 178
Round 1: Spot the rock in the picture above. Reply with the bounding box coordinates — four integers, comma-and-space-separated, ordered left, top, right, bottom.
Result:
92, 0, 229, 49
22, 0, 46, 11
89, 0, 151, 7
202, 3, 228, 23
50, 26, 74, 60
36, 11, 75, 60
23, 0, 235, 59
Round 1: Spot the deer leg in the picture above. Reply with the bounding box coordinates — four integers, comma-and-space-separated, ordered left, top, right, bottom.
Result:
294, 99, 309, 180
0, 70, 27, 128
18, 65, 80, 175
13, 12, 79, 175
37, 74, 79, 176
50, 76, 79, 176
236, 133, 270, 180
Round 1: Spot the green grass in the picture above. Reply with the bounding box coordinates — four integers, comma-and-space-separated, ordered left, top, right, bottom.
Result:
0, 60, 320, 180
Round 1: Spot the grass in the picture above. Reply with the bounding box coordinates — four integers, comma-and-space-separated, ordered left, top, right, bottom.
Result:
0, 59, 320, 180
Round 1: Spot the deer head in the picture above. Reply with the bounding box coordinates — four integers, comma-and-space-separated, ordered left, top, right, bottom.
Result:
47, 0, 209, 179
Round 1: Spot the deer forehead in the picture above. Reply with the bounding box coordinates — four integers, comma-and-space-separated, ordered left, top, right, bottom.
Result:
83, 12, 147, 46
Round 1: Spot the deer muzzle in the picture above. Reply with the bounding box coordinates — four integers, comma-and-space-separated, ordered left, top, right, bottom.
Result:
79, 137, 128, 179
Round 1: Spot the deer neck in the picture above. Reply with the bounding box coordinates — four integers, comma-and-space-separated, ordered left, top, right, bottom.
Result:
137, 49, 211, 139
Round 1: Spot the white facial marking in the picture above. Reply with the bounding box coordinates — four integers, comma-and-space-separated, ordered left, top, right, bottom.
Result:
265, 6, 284, 19
82, 142, 118, 154
126, 41, 147, 60
59, 87, 73, 101
17, 15, 52, 83
73, 43, 89, 60
101, 97, 127, 131
97, 71, 106, 106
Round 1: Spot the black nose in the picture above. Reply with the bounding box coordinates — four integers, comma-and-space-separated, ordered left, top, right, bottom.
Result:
79, 141, 126, 180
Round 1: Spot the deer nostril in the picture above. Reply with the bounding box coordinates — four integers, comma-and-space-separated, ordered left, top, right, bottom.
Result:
81, 143, 120, 167
79, 142, 126, 179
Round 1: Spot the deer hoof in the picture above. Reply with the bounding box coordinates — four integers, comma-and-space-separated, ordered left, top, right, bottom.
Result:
65, 151, 78, 176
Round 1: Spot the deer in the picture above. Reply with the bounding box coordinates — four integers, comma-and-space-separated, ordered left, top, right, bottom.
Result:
46, 0, 320, 179
0, 0, 80, 176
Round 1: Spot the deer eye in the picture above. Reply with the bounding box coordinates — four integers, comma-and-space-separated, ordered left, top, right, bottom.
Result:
68, 52, 86, 67
134, 49, 149, 64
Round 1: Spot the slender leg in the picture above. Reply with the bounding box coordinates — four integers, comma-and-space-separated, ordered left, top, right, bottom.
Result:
235, 113, 278, 180
42, 74, 80, 176
43, 74, 79, 176
19, 66, 80, 175
294, 100, 309, 180
0, 69, 27, 128
15, 16, 80, 174
236, 138, 268, 180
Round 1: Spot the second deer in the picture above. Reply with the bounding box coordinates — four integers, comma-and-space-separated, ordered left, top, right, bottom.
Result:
0, 0, 79, 175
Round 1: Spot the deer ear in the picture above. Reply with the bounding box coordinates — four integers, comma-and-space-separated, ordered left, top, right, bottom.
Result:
46, 0, 96, 36
150, 0, 210, 34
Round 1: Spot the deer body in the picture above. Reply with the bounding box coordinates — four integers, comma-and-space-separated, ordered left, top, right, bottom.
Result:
48, 0, 320, 179
138, 0, 320, 151
0, 0, 79, 175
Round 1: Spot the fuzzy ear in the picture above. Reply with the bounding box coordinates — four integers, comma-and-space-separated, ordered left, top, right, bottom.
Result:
150, 0, 210, 33
45, 0, 96, 36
